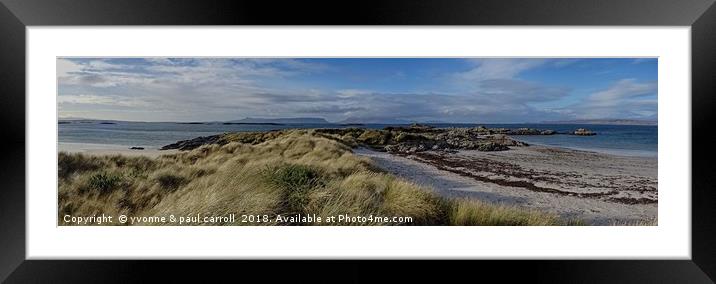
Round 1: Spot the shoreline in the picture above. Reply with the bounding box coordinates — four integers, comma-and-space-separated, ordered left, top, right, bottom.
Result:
59, 142, 178, 157
59, 130, 580, 226
58, 128, 657, 226
353, 145, 657, 225
59, 139, 657, 159
59, 122, 657, 157
509, 139, 658, 158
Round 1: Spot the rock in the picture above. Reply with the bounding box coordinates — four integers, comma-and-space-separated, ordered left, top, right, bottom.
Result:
477, 142, 509, 151
410, 123, 433, 130
573, 128, 596, 136
474, 126, 491, 134
508, 128, 557, 135
381, 127, 524, 154
509, 128, 541, 135
357, 130, 390, 145
492, 128, 510, 134
160, 135, 223, 150
393, 132, 428, 143
490, 134, 528, 146
384, 123, 437, 133
385, 141, 435, 154
129, 146, 144, 150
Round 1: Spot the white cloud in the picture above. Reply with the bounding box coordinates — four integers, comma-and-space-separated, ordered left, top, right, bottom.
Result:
57, 58, 656, 122
449, 59, 571, 117
457, 58, 548, 80
586, 79, 656, 106
58, 94, 151, 108
57, 59, 83, 77
336, 89, 373, 98
56, 58, 572, 122
58, 58, 326, 89
565, 79, 657, 119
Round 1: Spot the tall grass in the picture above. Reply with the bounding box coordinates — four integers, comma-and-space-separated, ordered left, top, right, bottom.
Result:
58, 130, 569, 226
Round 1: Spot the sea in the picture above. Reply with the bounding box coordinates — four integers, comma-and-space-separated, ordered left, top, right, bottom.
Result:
58, 121, 658, 157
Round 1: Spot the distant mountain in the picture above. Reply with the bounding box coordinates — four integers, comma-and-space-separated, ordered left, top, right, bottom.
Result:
542, 119, 657, 126
338, 117, 415, 124
58, 116, 96, 121
228, 117, 330, 124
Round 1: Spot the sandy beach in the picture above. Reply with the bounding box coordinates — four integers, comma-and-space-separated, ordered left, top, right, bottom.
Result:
59, 142, 178, 158
354, 145, 657, 225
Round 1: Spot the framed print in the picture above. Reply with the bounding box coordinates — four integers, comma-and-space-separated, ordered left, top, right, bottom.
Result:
1, 0, 715, 282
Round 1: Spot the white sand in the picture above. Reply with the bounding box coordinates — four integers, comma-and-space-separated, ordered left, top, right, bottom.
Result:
354, 146, 657, 225
59, 142, 178, 158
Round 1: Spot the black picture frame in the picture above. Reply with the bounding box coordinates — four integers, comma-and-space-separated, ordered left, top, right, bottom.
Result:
1, 0, 715, 282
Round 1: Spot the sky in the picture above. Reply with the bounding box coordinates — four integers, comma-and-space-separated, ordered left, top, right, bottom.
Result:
57, 58, 658, 123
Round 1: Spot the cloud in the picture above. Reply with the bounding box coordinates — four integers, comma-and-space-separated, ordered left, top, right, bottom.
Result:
57, 59, 83, 77
457, 58, 548, 80
57, 58, 332, 119
58, 94, 153, 108
56, 58, 573, 123
562, 79, 657, 119
631, 58, 656, 64
57, 58, 656, 122
446, 59, 571, 120
587, 79, 656, 105
58, 58, 326, 89
336, 89, 373, 98
475, 79, 570, 103
298, 92, 568, 123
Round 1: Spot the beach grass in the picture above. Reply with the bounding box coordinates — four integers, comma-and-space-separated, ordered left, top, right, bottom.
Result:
58, 130, 574, 226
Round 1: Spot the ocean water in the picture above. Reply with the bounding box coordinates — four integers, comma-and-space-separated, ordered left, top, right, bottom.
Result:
58, 121, 657, 157
480, 124, 657, 157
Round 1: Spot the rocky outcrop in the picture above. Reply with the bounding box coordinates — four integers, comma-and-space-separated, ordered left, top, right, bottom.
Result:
508, 128, 541, 135
161, 124, 590, 154
383, 123, 439, 133
160, 135, 222, 150
161, 130, 288, 151
508, 128, 558, 135
492, 128, 511, 134
129, 147, 145, 150
476, 142, 510, 151
572, 128, 596, 136
385, 143, 432, 154
379, 127, 526, 154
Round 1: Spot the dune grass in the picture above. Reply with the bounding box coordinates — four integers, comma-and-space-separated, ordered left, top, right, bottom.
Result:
58, 130, 572, 226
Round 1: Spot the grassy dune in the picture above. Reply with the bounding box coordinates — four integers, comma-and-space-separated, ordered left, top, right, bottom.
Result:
59, 130, 572, 226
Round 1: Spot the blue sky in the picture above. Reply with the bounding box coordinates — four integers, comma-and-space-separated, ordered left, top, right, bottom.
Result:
57, 58, 657, 123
